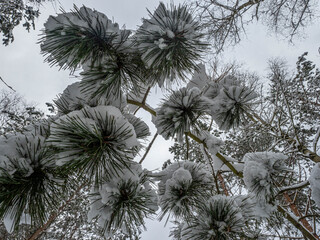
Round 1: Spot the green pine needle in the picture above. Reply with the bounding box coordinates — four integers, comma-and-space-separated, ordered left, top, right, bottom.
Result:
48, 107, 138, 184
0, 137, 65, 231
40, 5, 131, 71
136, 2, 208, 86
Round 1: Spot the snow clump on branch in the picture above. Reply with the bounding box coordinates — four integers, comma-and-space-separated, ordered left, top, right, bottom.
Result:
54, 82, 127, 115
155, 161, 214, 220
243, 152, 288, 217
135, 2, 207, 86
181, 195, 245, 240
200, 131, 224, 156
186, 64, 258, 131
88, 163, 158, 238
48, 105, 140, 181
186, 63, 211, 91
0, 133, 64, 232
153, 87, 210, 143
41, 6, 129, 70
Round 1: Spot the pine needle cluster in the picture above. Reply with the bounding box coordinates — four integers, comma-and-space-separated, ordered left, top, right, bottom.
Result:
154, 87, 210, 142
48, 106, 139, 183
135, 3, 207, 86
88, 164, 158, 238
156, 161, 213, 220
0, 134, 65, 231
181, 195, 245, 240
211, 84, 258, 130
40, 5, 130, 71
243, 152, 288, 203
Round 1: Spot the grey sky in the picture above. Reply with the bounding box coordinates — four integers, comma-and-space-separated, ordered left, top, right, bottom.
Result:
0, 0, 319, 239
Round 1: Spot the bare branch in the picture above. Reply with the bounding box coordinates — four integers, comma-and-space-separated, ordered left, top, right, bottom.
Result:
139, 133, 158, 164
0, 76, 15, 92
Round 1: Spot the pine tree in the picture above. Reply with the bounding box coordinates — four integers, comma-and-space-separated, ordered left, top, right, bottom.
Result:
1, 2, 320, 240
0, 0, 53, 45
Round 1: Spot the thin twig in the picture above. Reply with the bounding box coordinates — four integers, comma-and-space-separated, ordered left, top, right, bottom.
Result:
208, 117, 214, 131
245, 109, 320, 163
202, 146, 220, 194
185, 133, 189, 160
0, 76, 15, 92
139, 133, 158, 164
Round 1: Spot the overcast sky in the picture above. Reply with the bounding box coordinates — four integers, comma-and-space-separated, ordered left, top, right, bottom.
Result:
0, 0, 319, 239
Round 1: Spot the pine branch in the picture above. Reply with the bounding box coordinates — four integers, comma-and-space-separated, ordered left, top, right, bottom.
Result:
80, 50, 148, 98
277, 206, 319, 240
157, 161, 214, 221
218, 172, 229, 196
282, 192, 319, 239
135, 2, 207, 85
0, 136, 65, 231
121, 92, 319, 239
127, 99, 156, 116
89, 168, 157, 237
182, 195, 246, 239
48, 106, 138, 183
154, 87, 210, 142
40, 5, 131, 71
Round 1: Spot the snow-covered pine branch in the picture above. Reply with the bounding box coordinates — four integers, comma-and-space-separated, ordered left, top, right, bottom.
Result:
1, 2, 320, 239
